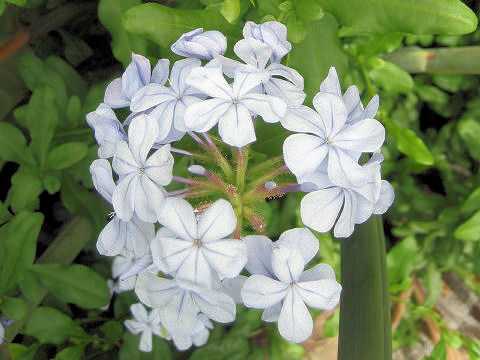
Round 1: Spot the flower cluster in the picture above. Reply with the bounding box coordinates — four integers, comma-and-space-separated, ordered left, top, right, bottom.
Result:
87, 20, 392, 352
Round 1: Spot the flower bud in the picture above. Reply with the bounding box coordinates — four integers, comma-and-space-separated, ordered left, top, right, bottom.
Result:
171, 28, 227, 60
243, 21, 292, 63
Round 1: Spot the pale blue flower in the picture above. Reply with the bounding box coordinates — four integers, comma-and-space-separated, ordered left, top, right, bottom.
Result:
130, 58, 204, 144
169, 314, 213, 351
111, 114, 174, 223
135, 272, 236, 336
86, 103, 127, 158
171, 28, 227, 60
242, 21, 291, 63
320, 66, 379, 125
241, 229, 341, 343
299, 155, 394, 238
90, 159, 154, 256
125, 303, 163, 352
282, 92, 385, 187
151, 197, 247, 287
214, 38, 305, 106
185, 66, 287, 147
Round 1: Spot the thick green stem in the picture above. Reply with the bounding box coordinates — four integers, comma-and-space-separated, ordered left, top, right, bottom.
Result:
338, 216, 392, 360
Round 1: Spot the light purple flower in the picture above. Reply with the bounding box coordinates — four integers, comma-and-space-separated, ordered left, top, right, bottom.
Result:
243, 21, 292, 63
171, 28, 227, 61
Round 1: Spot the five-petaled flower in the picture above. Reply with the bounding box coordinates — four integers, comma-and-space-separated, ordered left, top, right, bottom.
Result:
125, 303, 164, 352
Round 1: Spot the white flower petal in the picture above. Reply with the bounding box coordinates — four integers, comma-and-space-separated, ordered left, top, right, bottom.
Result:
243, 21, 291, 63
211, 55, 243, 78
278, 289, 313, 343
128, 114, 159, 165
300, 263, 337, 282
300, 188, 344, 233
198, 199, 236, 242
144, 144, 174, 186
162, 290, 198, 335
193, 287, 236, 323
157, 197, 197, 240
170, 58, 202, 94
244, 235, 274, 276
319, 66, 341, 97
134, 175, 166, 223
296, 279, 341, 311
263, 78, 306, 106
271, 247, 305, 283
112, 141, 138, 176
262, 302, 282, 322
104, 78, 130, 108
112, 173, 137, 222
373, 180, 394, 215
355, 193, 375, 224
233, 71, 269, 99
241, 274, 288, 308
130, 84, 175, 112
234, 38, 271, 69
152, 58, 170, 85
184, 98, 231, 133
333, 189, 357, 238
220, 275, 247, 304
364, 94, 379, 120
280, 105, 325, 136
343, 85, 364, 124
276, 228, 319, 265
130, 303, 149, 323
241, 93, 287, 123
97, 217, 125, 256
90, 159, 115, 203
333, 119, 385, 153
135, 272, 181, 308
283, 134, 327, 176
122, 54, 151, 100
312, 92, 347, 137
171, 29, 227, 60
202, 239, 247, 280
186, 66, 233, 99
139, 328, 153, 352
328, 147, 370, 188
218, 104, 256, 147
125, 319, 144, 335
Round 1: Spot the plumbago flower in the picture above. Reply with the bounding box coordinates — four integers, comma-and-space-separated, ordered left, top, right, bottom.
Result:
87, 20, 393, 353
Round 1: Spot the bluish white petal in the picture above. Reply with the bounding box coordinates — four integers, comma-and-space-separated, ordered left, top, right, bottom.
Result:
122, 54, 151, 100
263, 78, 306, 106
128, 114, 159, 165
184, 98, 231, 133
151, 59, 170, 85
243, 21, 291, 63
125, 319, 144, 334
319, 66, 341, 97
283, 134, 328, 176
131, 303, 149, 323
104, 78, 130, 108
130, 84, 175, 112
202, 239, 247, 280
186, 66, 233, 99
241, 274, 288, 308
135, 272, 181, 308
276, 228, 319, 265
244, 235, 274, 276
271, 246, 305, 283
300, 188, 344, 233
144, 144, 174, 186
312, 92, 347, 137
139, 328, 153, 352
112, 141, 138, 176
157, 197, 197, 240
355, 193, 375, 224
373, 180, 394, 215
296, 279, 341, 311
278, 289, 313, 343
218, 104, 256, 147
327, 147, 369, 188
192, 287, 236, 323
220, 275, 247, 304
169, 58, 202, 94
198, 199, 236, 242
233, 71, 269, 99
234, 38, 271, 69
134, 175, 166, 223
343, 85, 364, 124
333, 119, 385, 153
97, 217, 125, 256
162, 290, 198, 335
112, 173, 137, 222
262, 302, 282, 322
299, 263, 336, 282
90, 159, 115, 203
241, 93, 287, 123
364, 94, 379, 120
171, 29, 227, 60
333, 189, 357, 238
280, 106, 325, 136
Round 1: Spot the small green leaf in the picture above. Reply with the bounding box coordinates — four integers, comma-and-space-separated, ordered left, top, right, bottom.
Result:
295, 0, 323, 21
457, 118, 480, 161
43, 174, 62, 195
66, 96, 82, 127
189, 336, 249, 360
8, 167, 43, 213
45, 142, 88, 170
454, 210, 480, 241
0, 122, 35, 165
26, 86, 59, 166
19, 271, 42, 302
286, 12, 307, 43
101, 321, 124, 342
220, 0, 241, 23
0, 211, 43, 293
45, 56, 87, 99
385, 119, 434, 165
53, 345, 85, 360
0, 296, 28, 320
0, 201, 11, 225
387, 236, 420, 285
7, 343, 39, 360
423, 264, 443, 307
31, 263, 110, 308
23, 307, 85, 344
368, 58, 413, 94
461, 186, 480, 214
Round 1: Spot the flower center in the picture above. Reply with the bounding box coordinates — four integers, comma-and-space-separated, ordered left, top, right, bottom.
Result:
232, 98, 239, 104
193, 239, 203, 248
138, 167, 145, 174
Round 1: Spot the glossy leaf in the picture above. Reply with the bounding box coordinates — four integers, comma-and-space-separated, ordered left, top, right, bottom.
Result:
368, 58, 414, 94
45, 142, 89, 170
31, 263, 110, 308
454, 210, 480, 242
221, 0, 241, 23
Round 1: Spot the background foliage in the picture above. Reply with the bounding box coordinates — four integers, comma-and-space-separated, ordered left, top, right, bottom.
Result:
0, 0, 479, 359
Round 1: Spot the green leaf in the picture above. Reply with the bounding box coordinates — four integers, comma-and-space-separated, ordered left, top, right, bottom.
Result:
18, 271, 42, 302
461, 186, 480, 214
119, 332, 173, 360
45, 56, 87, 99
189, 336, 249, 360
295, 0, 323, 21
454, 210, 480, 242
385, 119, 434, 165
26, 86, 59, 166
220, 0, 241, 23
457, 118, 480, 161
122, 3, 241, 48
0, 201, 11, 225
387, 236, 420, 285
316, 0, 477, 35
0, 296, 28, 320
43, 174, 62, 195
98, 0, 149, 66
8, 167, 43, 213
0, 122, 35, 165
0, 211, 43, 294
8, 343, 39, 360
45, 142, 88, 170
18, 54, 68, 110
423, 264, 443, 307
101, 321, 124, 342
368, 58, 413, 94
66, 96, 82, 127
31, 263, 110, 308
59, 30, 94, 67
286, 12, 307, 43
53, 345, 85, 360
23, 307, 85, 344
288, 13, 348, 103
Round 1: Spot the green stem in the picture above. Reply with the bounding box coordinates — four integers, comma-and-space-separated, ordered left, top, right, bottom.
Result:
338, 216, 392, 360
235, 147, 249, 194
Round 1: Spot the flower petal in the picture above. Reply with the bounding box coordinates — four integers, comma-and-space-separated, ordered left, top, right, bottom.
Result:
241, 93, 287, 123
218, 103, 256, 148
241, 274, 288, 308
135, 272, 180, 308
319, 66, 341, 97
283, 133, 327, 176
184, 98, 231, 133
157, 197, 197, 240
134, 175, 166, 223
333, 119, 385, 153
112, 173, 137, 222
112, 140, 138, 176
343, 85, 364, 124
162, 290, 198, 335
130, 84, 175, 112
233, 71, 269, 99
169, 58, 202, 94
271, 246, 305, 283
186, 66, 233, 100
263, 78, 306, 106
125, 319, 144, 335
139, 328, 153, 352
373, 180, 394, 215
219, 275, 247, 304
364, 94, 379, 119
151, 58, 170, 85
130, 303, 149, 323
202, 239, 247, 280
300, 188, 344, 233
198, 199, 236, 242
278, 289, 313, 343
104, 78, 130, 108
97, 217, 125, 256
234, 38, 271, 69
262, 302, 282, 322
300, 263, 336, 282
90, 159, 115, 203
128, 114, 159, 165
144, 144, 174, 186
275, 228, 319, 265
296, 279, 341, 311
122, 54, 151, 100
312, 92, 347, 137
244, 235, 274, 276
193, 287, 236, 323
333, 189, 357, 238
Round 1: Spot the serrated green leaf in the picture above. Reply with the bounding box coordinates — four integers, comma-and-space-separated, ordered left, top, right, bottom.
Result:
26, 86, 59, 166
23, 307, 85, 344
454, 210, 480, 241
0, 211, 43, 294
316, 0, 477, 35
0, 122, 35, 165
45, 142, 88, 170
122, 3, 241, 48
31, 263, 110, 308
7, 167, 43, 213
98, 0, 149, 66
